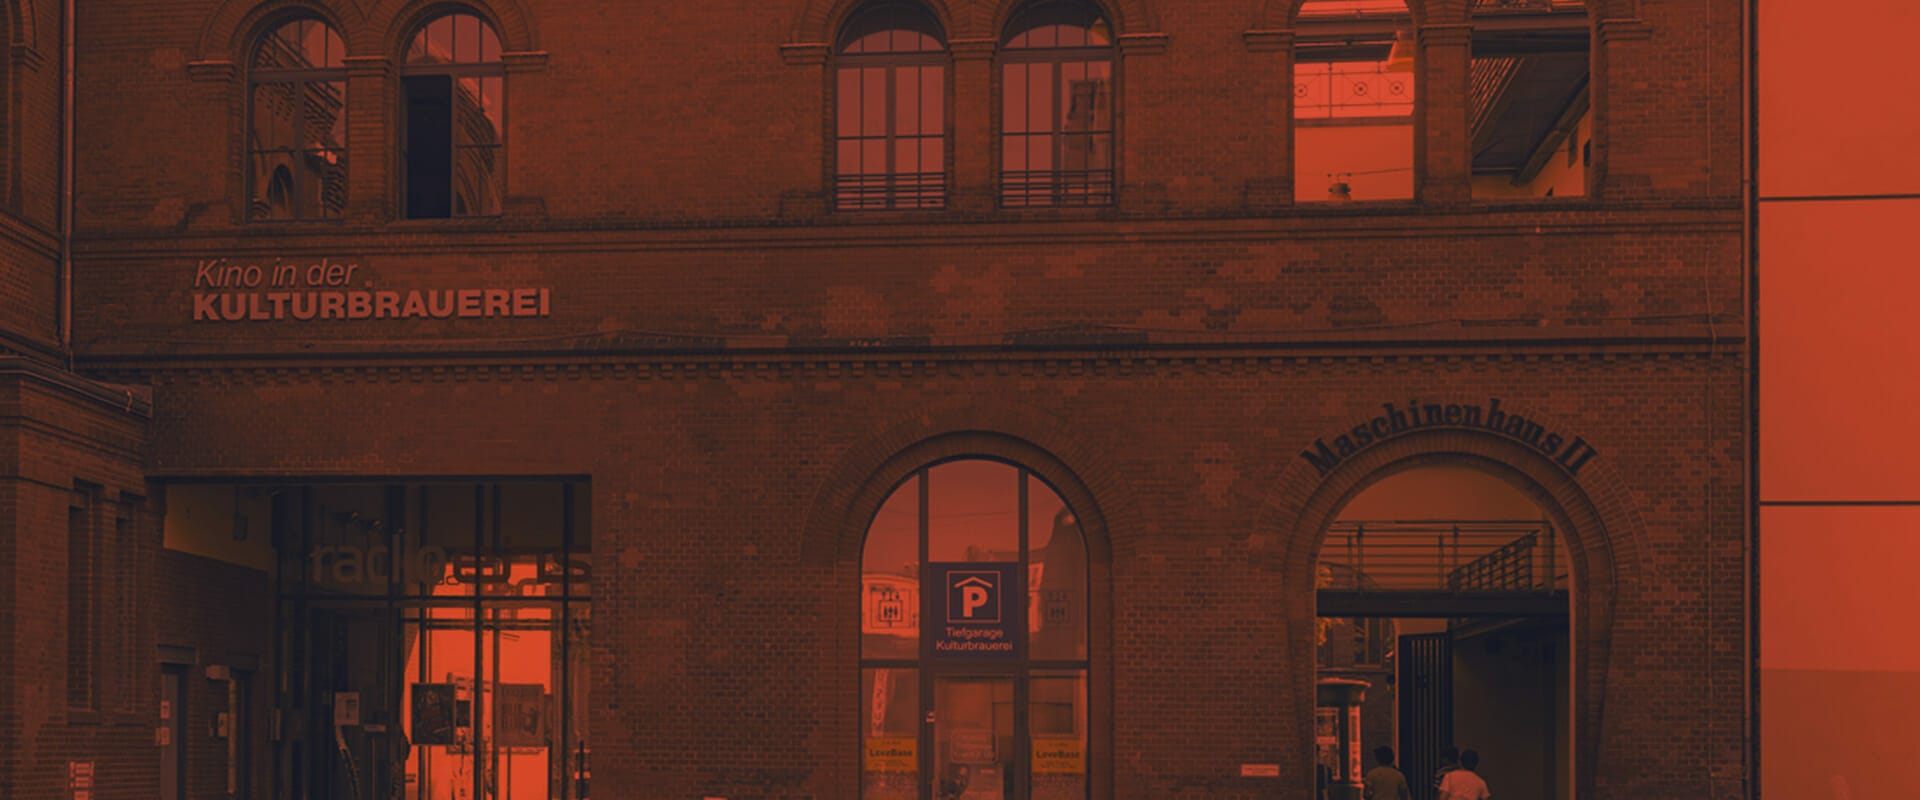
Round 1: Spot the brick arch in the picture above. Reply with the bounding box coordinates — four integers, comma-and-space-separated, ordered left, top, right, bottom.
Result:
1259, 407, 1647, 800
370, 0, 538, 57
789, 0, 960, 46
7, 0, 33, 52
196, 0, 363, 62
798, 399, 1134, 567
988, 0, 1159, 38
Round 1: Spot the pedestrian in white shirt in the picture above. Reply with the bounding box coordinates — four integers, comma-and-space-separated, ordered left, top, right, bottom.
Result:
1438, 749, 1491, 800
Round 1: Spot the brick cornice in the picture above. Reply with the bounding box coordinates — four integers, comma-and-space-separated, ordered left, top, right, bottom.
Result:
949, 38, 997, 60
70, 204, 1744, 256
1597, 17, 1653, 43
1116, 32, 1168, 56
1242, 29, 1295, 53
341, 55, 392, 78
0, 358, 153, 418
186, 59, 237, 83
779, 41, 830, 66
84, 347, 1743, 387
501, 51, 550, 73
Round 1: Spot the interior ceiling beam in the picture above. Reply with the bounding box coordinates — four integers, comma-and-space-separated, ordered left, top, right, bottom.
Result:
1317, 589, 1571, 618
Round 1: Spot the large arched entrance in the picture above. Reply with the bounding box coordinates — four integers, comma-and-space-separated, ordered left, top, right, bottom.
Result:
1311, 465, 1573, 800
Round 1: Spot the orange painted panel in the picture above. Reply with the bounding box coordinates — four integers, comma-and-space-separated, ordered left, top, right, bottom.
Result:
1760, 507, 1920, 672
1759, 0, 1920, 197
1760, 200, 1920, 500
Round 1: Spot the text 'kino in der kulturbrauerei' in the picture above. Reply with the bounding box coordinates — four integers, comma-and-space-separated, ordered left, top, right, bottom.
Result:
190, 257, 550, 322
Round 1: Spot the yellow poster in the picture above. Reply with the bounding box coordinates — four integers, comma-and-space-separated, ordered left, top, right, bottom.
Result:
864, 736, 917, 773
1031, 736, 1084, 774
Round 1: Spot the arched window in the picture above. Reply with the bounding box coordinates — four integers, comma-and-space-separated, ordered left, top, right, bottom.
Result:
835, 2, 949, 210
248, 18, 347, 220
860, 459, 1090, 798
401, 11, 504, 218
1468, 0, 1590, 199
1292, 0, 1415, 202
999, 1, 1114, 208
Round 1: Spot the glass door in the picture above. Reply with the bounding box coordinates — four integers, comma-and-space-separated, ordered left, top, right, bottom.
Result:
931, 675, 1019, 800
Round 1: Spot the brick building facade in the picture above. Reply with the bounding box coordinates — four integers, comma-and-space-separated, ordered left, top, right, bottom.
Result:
0, 0, 1751, 797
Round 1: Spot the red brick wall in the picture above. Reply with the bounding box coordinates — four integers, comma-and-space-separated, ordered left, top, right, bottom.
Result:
0, 0, 64, 357
0, 363, 151, 800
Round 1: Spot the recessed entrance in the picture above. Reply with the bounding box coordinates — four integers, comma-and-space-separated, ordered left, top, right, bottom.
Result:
1312, 465, 1572, 800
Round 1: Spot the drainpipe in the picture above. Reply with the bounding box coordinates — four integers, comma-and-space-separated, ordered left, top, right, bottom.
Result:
59, 0, 75, 365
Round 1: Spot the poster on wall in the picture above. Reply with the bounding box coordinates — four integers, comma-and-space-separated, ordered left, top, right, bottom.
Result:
928, 563, 1025, 659
411, 683, 459, 746
496, 684, 549, 748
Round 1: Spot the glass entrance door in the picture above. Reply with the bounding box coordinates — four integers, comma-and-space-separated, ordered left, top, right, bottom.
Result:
932, 676, 1018, 800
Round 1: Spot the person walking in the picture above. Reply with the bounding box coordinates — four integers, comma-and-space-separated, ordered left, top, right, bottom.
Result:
1363, 746, 1412, 800
1438, 749, 1492, 800
1432, 746, 1460, 796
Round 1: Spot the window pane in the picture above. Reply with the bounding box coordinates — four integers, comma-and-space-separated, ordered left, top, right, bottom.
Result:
454, 145, 500, 216
426, 15, 456, 64
1030, 671, 1089, 800
304, 81, 347, 150
837, 139, 863, 176
897, 66, 922, 137
479, 21, 502, 63
863, 68, 887, 137
1027, 476, 1086, 661
921, 138, 943, 176
456, 13, 481, 63
928, 461, 1019, 563
1028, 63, 1051, 135
251, 82, 297, 151
863, 477, 920, 660
837, 68, 861, 138
922, 66, 944, 130
1004, 64, 1029, 132
301, 148, 346, 218
895, 139, 921, 174
862, 669, 921, 799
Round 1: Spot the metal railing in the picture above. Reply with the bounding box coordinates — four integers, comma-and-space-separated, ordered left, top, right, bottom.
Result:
835, 172, 947, 210
1320, 519, 1568, 594
1000, 169, 1116, 207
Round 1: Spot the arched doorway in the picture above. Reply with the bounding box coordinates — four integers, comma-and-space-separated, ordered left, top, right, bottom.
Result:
1312, 465, 1573, 800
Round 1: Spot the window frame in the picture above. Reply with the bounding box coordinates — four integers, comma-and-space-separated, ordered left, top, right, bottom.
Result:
398, 10, 508, 220
245, 17, 349, 222
997, 1, 1119, 209
832, 2, 953, 211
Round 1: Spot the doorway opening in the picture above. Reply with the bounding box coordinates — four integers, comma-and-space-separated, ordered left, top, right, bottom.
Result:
1312, 466, 1572, 800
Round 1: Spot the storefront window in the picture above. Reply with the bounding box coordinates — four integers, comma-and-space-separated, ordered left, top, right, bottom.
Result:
275, 480, 589, 800
859, 459, 1090, 799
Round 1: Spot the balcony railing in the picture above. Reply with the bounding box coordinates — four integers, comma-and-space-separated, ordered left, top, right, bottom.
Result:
1000, 169, 1115, 208
1320, 520, 1567, 594
835, 172, 947, 211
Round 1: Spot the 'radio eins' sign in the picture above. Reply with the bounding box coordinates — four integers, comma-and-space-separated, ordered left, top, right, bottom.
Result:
929, 563, 1023, 659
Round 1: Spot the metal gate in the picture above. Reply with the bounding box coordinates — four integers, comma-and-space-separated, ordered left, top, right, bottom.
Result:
1397, 632, 1452, 800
